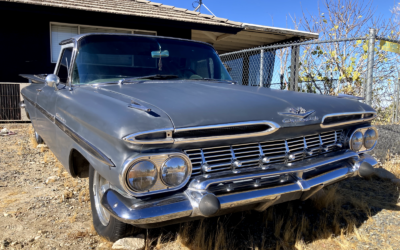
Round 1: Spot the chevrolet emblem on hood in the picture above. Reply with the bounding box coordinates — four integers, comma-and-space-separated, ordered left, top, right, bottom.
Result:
278, 107, 318, 123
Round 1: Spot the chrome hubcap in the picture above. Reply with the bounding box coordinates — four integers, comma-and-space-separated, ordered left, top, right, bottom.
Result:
93, 170, 111, 226
35, 132, 39, 141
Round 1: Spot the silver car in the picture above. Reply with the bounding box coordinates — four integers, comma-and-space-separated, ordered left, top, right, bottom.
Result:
20, 33, 379, 242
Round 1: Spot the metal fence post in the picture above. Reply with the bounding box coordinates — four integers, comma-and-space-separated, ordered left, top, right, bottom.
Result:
366, 28, 376, 105
396, 72, 400, 123
259, 49, 264, 87
295, 46, 300, 91
290, 45, 300, 91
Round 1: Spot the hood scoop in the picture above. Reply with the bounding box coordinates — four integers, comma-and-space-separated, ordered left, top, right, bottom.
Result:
123, 121, 280, 145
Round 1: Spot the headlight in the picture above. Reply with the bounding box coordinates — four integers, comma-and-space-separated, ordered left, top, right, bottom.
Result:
126, 160, 158, 192
161, 157, 189, 187
122, 153, 192, 196
348, 126, 378, 152
364, 128, 378, 149
350, 131, 363, 151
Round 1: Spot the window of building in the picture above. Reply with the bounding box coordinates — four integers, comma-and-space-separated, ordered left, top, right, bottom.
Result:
50, 22, 157, 63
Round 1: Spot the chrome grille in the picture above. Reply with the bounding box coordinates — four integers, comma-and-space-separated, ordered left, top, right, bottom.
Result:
185, 130, 343, 176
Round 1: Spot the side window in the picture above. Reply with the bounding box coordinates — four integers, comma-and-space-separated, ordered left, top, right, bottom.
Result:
57, 48, 73, 83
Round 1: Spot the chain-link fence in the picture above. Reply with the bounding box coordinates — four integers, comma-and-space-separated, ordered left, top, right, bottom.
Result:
220, 30, 400, 123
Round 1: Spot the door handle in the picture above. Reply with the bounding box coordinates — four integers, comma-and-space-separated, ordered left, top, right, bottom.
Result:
36, 89, 42, 92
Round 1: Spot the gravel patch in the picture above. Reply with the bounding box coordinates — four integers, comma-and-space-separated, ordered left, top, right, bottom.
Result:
371, 125, 400, 163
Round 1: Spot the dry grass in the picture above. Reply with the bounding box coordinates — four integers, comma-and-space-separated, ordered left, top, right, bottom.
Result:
69, 212, 77, 223
89, 224, 98, 236
78, 187, 90, 203
67, 230, 90, 239
98, 237, 114, 249
0, 199, 17, 209
63, 176, 78, 189
40, 145, 48, 153
28, 125, 38, 149
63, 190, 73, 200
382, 152, 400, 178
55, 162, 64, 177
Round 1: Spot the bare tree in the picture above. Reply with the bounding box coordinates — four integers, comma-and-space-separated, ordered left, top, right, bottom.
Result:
297, 0, 398, 106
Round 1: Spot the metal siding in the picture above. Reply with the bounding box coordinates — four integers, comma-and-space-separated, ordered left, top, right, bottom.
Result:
0, 84, 21, 120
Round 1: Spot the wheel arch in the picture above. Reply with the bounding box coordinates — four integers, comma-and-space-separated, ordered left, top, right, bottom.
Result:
69, 148, 90, 178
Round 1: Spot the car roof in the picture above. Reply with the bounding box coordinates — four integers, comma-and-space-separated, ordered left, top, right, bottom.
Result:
59, 33, 213, 48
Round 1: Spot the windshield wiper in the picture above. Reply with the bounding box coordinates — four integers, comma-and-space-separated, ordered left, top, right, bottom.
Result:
120, 74, 179, 83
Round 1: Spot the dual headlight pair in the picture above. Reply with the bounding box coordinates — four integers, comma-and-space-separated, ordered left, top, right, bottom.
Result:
349, 126, 378, 152
125, 154, 192, 194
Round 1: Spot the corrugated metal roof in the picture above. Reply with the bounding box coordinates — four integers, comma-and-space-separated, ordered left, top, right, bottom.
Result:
2, 0, 242, 27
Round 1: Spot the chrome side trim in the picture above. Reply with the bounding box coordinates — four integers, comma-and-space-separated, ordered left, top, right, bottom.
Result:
22, 94, 55, 122
320, 111, 377, 128
36, 102, 56, 123
123, 121, 280, 145
22, 93, 114, 167
22, 94, 35, 107
54, 118, 115, 167
119, 153, 192, 197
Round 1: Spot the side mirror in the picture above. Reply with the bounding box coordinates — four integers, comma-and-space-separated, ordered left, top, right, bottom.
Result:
45, 74, 60, 88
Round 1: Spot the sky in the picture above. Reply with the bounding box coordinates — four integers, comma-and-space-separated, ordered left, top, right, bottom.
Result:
158, 0, 398, 31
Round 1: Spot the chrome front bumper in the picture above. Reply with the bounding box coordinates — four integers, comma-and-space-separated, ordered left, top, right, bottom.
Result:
101, 151, 377, 227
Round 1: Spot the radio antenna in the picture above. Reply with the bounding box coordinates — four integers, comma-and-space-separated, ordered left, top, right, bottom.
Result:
192, 0, 215, 16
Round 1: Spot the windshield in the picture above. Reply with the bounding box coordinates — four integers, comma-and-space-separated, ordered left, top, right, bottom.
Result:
71, 35, 232, 84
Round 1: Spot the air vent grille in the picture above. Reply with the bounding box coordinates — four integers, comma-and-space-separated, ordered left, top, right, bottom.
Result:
322, 113, 375, 127
174, 124, 271, 139
185, 130, 343, 176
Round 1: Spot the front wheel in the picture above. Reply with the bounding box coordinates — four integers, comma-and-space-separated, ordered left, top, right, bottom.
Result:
89, 165, 138, 242
34, 131, 44, 144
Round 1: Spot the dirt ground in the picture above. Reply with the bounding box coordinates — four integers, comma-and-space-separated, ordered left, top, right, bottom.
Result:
1, 124, 400, 250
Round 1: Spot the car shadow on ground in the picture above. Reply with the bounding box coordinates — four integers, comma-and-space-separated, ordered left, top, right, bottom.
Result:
145, 175, 400, 249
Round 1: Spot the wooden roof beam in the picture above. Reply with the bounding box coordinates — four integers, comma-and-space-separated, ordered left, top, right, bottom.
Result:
216, 33, 234, 41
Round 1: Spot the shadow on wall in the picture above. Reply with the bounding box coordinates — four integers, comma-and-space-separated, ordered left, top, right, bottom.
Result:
146, 174, 400, 249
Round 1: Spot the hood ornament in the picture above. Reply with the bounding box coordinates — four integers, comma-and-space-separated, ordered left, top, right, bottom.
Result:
278, 107, 319, 124
278, 107, 315, 118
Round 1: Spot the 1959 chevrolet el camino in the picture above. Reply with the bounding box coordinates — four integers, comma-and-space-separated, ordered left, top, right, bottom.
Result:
20, 33, 379, 242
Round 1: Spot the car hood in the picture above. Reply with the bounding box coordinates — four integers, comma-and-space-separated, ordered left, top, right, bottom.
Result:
96, 81, 375, 129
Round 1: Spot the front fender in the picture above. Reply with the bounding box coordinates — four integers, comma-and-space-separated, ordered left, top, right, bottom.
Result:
53, 85, 173, 188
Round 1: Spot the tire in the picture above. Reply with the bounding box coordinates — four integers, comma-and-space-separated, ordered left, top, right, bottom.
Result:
34, 131, 44, 144
89, 165, 138, 242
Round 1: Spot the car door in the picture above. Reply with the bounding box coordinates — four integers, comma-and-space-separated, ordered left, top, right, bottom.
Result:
35, 47, 73, 149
